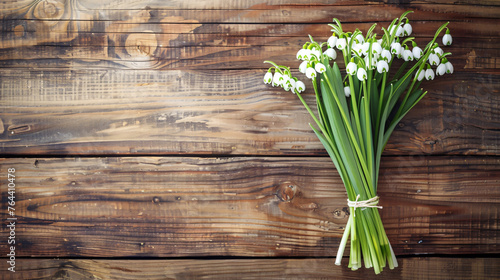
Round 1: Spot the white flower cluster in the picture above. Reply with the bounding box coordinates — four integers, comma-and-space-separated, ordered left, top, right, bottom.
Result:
263, 68, 306, 94
264, 13, 453, 96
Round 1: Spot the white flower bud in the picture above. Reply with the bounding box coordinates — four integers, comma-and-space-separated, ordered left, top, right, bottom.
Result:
434, 47, 443, 56
403, 49, 414, 61
346, 62, 357, 75
403, 23, 412, 36
299, 61, 308, 74
336, 38, 347, 50
324, 48, 337, 60
428, 53, 440, 66
372, 42, 382, 54
355, 34, 365, 44
305, 67, 317, 79
311, 49, 322, 60
315, 63, 326, 73
377, 60, 389, 74
328, 36, 338, 48
296, 81, 306, 93
296, 49, 305, 60
436, 64, 446, 76
381, 49, 392, 63
263, 72, 273, 84
357, 67, 367, 81
416, 70, 425, 81
272, 72, 282, 87
412, 46, 423, 60
425, 68, 435, 80
344, 86, 351, 97
396, 25, 404, 37
361, 42, 370, 55
445, 61, 454, 74
443, 33, 452, 46
391, 42, 401, 55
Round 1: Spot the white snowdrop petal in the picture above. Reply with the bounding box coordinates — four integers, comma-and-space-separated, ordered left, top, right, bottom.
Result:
315, 63, 326, 73
425, 68, 435, 80
263, 72, 273, 84
443, 33, 453, 46
306, 67, 317, 79
436, 64, 446, 76
344, 86, 351, 97
445, 61, 454, 74
403, 23, 412, 36
357, 68, 367, 81
346, 62, 357, 75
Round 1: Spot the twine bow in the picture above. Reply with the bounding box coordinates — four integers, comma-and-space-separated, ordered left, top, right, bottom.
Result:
347, 194, 383, 217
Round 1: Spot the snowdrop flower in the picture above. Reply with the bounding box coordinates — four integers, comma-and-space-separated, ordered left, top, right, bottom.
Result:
357, 67, 367, 81
425, 68, 435, 80
305, 67, 317, 79
396, 25, 404, 37
364, 56, 377, 70
428, 53, 440, 66
391, 42, 402, 55
355, 34, 365, 44
295, 81, 306, 93
283, 80, 291, 91
311, 48, 322, 60
381, 49, 392, 62
352, 43, 363, 56
289, 79, 296, 92
296, 49, 306, 60
299, 61, 308, 74
361, 42, 370, 56
336, 38, 347, 50
403, 49, 414, 61
442, 29, 452, 46
301, 49, 312, 60
412, 46, 423, 59
346, 61, 357, 75
403, 22, 412, 36
263, 72, 273, 84
272, 72, 283, 86
344, 86, 351, 97
324, 48, 337, 60
416, 69, 425, 81
445, 61, 454, 74
433, 47, 443, 56
315, 63, 326, 73
372, 42, 382, 54
436, 63, 446, 76
328, 35, 338, 48
377, 60, 389, 74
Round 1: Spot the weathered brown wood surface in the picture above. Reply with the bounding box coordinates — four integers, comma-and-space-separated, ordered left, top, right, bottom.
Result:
1, 0, 499, 279
1, 258, 499, 280
1, 156, 499, 258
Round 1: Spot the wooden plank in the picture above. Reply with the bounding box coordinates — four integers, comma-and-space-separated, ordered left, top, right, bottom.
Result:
1, 69, 498, 156
0, 257, 499, 279
0, 156, 498, 257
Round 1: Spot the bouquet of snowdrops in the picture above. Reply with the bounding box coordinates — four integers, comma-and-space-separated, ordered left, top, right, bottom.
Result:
263, 11, 453, 274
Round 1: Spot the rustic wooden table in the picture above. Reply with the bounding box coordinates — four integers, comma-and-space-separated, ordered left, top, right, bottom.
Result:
1, 0, 499, 279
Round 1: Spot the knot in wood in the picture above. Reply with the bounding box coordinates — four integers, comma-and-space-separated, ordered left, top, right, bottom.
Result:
33, 0, 65, 21
125, 32, 158, 59
276, 182, 296, 202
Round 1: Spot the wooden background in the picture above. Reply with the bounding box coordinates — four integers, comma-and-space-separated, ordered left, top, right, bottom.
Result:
0, 0, 499, 279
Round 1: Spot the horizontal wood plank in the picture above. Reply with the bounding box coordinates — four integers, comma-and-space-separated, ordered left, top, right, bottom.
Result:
0, 257, 499, 279
0, 156, 498, 258
1, 69, 498, 156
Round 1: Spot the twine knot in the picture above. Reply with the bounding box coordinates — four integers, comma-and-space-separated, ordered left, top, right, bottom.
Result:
347, 194, 382, 217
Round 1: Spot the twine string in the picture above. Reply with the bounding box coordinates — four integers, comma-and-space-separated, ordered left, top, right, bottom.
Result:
347, 194, 383, 217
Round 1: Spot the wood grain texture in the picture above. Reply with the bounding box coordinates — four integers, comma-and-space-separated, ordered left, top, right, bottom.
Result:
0, 156, 498, 258
1, 69, 498, 156
0, 257, 499, 280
